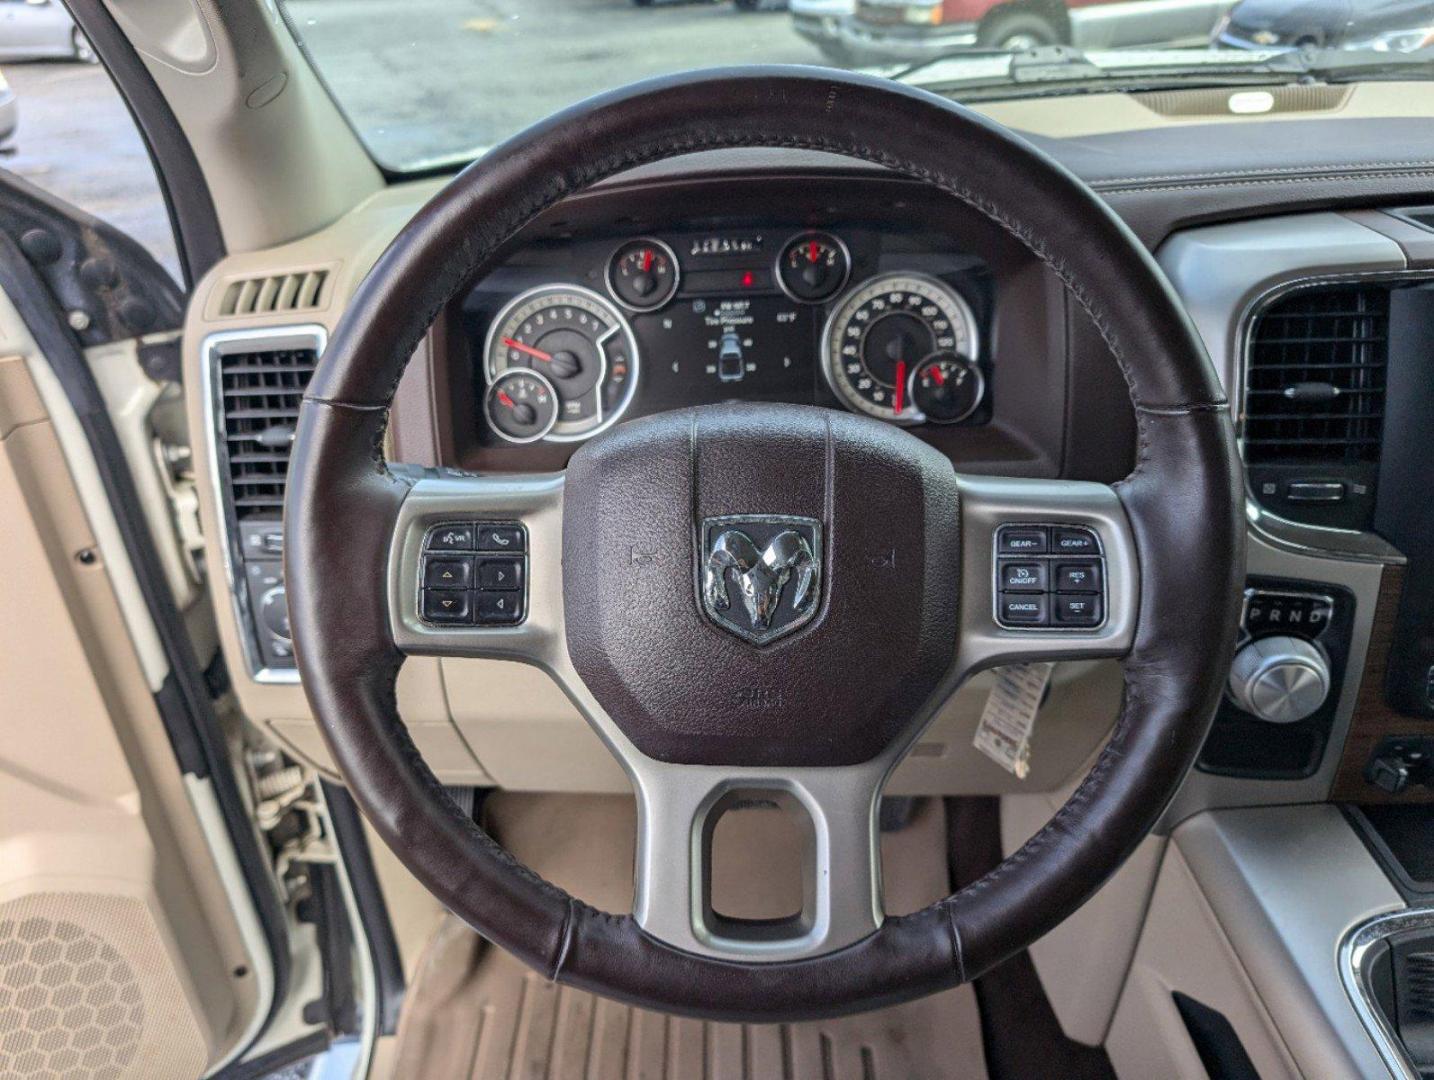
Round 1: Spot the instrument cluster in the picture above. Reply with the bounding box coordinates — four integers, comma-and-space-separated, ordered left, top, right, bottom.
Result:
470, 227, 991, 446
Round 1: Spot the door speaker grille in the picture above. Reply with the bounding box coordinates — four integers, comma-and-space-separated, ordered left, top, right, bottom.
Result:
0, 893, 207, 1080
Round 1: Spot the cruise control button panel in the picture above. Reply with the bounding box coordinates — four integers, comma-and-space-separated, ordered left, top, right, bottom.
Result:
995, 524, 1107, 631
420, 521, 527, 627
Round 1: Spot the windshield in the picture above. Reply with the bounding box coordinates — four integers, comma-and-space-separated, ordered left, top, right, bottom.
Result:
282, 0, 1434, 173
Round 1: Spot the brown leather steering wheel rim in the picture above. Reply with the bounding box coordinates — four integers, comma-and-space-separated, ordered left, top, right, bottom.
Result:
285, 66, 1244, 1022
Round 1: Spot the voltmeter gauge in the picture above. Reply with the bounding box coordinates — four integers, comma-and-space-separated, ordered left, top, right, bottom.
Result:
485, 369, 559, 444
910, 352, 984, 424
606, 238, 680, 311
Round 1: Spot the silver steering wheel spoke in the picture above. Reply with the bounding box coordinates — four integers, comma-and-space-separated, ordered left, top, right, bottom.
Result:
388, 471, 566, 662
384, 468, 1138, 964
631, 759, 887, 963
953, 474, 1139, 678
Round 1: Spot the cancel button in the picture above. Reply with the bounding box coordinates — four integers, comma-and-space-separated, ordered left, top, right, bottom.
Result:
999, 594, 1048, 626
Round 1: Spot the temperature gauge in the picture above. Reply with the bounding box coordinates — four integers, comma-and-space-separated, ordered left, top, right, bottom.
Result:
485, 369, 559, 444
607, 238, 680, 311
910, 352, 984, 424
777, 231, 850, 303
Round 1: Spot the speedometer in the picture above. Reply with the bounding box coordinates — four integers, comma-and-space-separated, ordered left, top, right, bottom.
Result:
821, 273, 979, 423
484, 284, 639, 442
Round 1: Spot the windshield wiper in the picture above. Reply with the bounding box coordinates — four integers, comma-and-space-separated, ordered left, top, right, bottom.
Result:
893, 42, 1434, 97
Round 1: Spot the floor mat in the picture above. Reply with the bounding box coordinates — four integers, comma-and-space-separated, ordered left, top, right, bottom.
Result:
391, 794, 987, 1080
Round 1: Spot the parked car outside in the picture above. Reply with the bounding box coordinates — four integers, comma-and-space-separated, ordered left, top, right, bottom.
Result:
838, 0, 1235, 62
0, 68, 16, 147
792, 0, 858, 60
0, 0, 97, 62
1214, 0, 1434, 51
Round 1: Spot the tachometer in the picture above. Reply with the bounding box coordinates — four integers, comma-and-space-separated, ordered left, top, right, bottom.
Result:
820, 273, 978, 423
484, 284, 639, 442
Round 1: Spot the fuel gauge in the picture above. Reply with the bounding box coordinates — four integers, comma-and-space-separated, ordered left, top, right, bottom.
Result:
485, 369, 559, 444
910, 352, 984, 424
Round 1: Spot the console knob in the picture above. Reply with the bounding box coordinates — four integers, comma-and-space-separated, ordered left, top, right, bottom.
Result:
1227, 635, 1330, 724
259, 585, 291, 643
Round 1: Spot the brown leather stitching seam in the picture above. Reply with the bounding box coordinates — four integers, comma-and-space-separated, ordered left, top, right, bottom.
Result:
1136, 401, 1228, 416
945, 901, 967, 983
550, 898, 577, 981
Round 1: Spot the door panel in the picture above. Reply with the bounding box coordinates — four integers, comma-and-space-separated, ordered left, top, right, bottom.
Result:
0, 343, 259, 1077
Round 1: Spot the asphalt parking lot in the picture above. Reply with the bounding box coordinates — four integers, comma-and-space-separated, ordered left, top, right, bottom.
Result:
0, 1, 826, 287
2, 61, 180, 280
272, 0, 822, 167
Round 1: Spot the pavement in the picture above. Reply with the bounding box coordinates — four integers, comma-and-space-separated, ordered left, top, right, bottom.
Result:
2, 61, 180, 282
0, 0, 827, 287
286, 0, 823, 168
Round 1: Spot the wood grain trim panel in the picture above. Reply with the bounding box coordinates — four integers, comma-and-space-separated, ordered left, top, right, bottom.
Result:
1331, 562, 1434, 802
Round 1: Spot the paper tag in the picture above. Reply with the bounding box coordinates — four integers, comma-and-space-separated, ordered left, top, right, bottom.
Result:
973, 663, 1053, 779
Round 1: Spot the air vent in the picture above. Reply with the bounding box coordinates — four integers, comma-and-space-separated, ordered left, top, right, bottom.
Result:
218, 270, 329, 317
217, 345, 317, 518
1243, 284, 1389, 529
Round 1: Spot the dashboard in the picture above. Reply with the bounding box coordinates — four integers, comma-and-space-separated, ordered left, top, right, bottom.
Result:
427, 175, 1095, 478
462, 226, 991, 446
187, 129, 1434, 819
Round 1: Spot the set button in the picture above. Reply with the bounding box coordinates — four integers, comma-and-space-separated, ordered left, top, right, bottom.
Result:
420, 521, 528, 627
1055, 594, 1102, 626
995, 524, 1106, 630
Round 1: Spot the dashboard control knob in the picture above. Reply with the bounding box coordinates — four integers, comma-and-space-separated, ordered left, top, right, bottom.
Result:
1227, 635, 1330, 724
259, 585, 291, 643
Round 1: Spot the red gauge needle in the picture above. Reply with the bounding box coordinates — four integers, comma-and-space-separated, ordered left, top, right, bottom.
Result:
808, 240, 820, 264
497, 390, 515, 409
931, 365, 946, 387
641, 248, 653, 272
501, 337, 552, 362
893, 360, 907, 413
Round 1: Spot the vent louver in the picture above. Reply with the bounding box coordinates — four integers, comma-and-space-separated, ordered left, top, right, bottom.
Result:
218, 346, 317, 518
1244, 285, 1388, 462
1243, 284, 1389, 529
218, 270, 329, 317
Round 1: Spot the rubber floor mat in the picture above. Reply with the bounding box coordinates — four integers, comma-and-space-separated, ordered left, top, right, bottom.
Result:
391, 794, 986, 1080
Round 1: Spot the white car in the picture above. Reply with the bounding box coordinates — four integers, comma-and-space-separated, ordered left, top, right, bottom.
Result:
0, 0, 96, 63
791, 0, 859, 61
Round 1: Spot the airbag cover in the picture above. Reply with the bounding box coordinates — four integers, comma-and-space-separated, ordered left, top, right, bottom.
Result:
562, 402, 960, 766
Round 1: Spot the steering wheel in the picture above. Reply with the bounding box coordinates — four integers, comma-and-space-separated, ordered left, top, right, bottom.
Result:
285, 67, 1243, 1021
